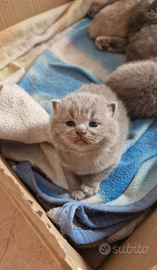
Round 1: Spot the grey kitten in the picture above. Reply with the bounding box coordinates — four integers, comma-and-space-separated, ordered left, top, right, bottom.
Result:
126, 0, 157, 62
89, 0, 157, 120
50, 84, 129, 200
89, 0, 157, 62
106, 59, 157, 119
88, 0, 138, 41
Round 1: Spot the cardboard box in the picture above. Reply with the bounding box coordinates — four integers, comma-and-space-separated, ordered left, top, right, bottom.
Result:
0, 0, 72, 31
1, 1, 157, 269
0, 155, 92, 270
1, 154, 157, 270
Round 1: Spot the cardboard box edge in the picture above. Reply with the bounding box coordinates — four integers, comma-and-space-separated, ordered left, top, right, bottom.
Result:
0, 155, 92, 270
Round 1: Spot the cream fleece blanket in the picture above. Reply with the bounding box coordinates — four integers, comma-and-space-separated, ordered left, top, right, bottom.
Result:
0, 0, 107, 81
0, 83, 68, 188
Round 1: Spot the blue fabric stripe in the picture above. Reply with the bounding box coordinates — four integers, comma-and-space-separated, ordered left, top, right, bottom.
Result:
18, 50, 101, 114
17, 160, 155, 244
99, 119, 157, 202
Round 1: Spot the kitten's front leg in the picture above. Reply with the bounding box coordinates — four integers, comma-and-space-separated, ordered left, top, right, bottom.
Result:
88, 3, 107, 19
70, 175, 100, 201
63, 167, 91, 200
63, 167, 82, 193
88, 0, 120, 18
96, 36, 128, 53
80, 178, 100, 198
71, 171, 110, 200
71, 165, 116, 200
71, 178, 99, 200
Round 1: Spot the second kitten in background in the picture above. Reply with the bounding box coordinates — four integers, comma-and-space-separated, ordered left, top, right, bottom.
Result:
88, 0, 157, 62
88, 0, 138, 45
88, 0, 157, 120
106, 59, 157, 119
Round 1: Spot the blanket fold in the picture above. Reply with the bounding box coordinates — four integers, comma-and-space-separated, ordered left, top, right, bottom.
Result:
0, 83, 51, 143
0, 0, 108, 79
16, 161, 152, 247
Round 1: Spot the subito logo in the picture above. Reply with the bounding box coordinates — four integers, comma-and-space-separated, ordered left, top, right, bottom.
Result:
99, 243, 111, 255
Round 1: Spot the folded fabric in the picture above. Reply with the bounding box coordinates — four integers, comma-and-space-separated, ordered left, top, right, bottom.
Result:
0, 0, 108, 79
0, 83, 51, 143
16, 160, 155, 246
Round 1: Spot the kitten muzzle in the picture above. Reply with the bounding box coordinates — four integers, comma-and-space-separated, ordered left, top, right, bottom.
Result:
76, 135, 87, 144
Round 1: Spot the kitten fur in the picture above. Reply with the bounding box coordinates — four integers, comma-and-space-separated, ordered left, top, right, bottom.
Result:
88, 0, 138, 39
88, 0, 157, 62
88, 0, 157, 120
50, 84, 129, 200
106, 60, 157, 119
126, 0, 157, 62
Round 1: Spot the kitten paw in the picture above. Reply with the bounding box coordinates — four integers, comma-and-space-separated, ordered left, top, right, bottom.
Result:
96, 36, 127, 53
81, 184, 97, 197
71, 190, 86, 200
88, 4, 102, 18
96, 37, 115, 51
70, 184, 97, 201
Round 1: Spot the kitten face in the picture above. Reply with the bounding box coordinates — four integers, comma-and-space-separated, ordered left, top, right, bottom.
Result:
51, 92, 119, 153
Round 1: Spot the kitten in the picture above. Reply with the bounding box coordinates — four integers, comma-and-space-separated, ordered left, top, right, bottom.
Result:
106, 59, 157, 119
88, 0, 157, 62
89, 0, 157, 120
126, 0, 157, 62
88, 0, 138, 44
50, 84, 129, 200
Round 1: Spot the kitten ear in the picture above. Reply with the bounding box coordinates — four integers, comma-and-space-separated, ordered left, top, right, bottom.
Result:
51, 99, 61, 114
107, 101, 117, 118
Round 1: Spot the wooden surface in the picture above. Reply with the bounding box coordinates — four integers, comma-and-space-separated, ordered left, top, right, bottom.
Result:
0, 0, 72, 31
0, 156, 92, 270
99, 209, 157, 270
0, 184, 62, 270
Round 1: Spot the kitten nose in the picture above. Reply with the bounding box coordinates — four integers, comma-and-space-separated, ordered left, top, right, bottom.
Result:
76, 130, 86, 135
76, 124, 87, 135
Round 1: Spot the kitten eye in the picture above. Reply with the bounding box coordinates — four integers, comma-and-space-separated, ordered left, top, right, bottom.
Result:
89, 122, 98, 127
66, 121, 75, 127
